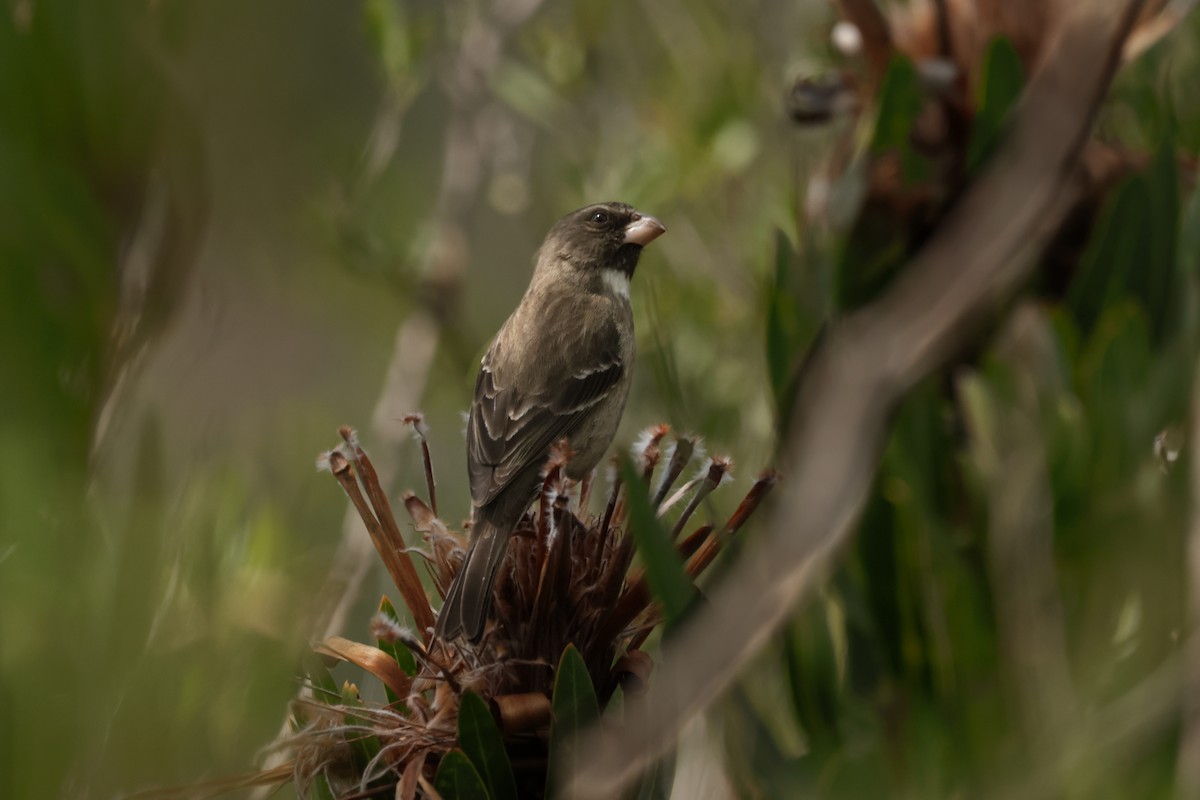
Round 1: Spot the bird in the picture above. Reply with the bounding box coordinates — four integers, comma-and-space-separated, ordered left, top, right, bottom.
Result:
435, 202, 667, 643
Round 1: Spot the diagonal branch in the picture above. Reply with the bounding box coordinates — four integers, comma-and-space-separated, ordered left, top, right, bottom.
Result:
568, 1, 1147, 795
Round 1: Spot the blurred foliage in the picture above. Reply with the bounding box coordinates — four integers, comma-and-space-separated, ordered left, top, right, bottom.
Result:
2, 0, 1199, 797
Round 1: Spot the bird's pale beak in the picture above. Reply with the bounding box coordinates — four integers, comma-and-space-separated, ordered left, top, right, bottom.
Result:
623, 213, 666, 246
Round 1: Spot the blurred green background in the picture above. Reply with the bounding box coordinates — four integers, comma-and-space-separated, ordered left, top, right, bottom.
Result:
2, 0, 1199, 797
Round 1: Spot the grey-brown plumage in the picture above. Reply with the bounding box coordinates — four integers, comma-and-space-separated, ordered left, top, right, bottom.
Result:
436, 202, 666, 642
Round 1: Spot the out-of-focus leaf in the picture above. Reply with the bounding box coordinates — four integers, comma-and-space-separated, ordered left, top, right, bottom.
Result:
546, 644, 601, 797
1178, 185, 1200, 339
1067, 177, 1147, 336
1077, 302, 1153, 484
1180, 185, 1200, 278
491, 60, 568, 127
968, 36, 1024, 171
458, 691, 518, 800
766, 229, 802, 418
1129, 141, 1180, 342
310, 774, 337, 800
870, 57, 928, 184
1069, 141, 1180, 343
618, 455, 696, 627
784, 600, 843, 756
363, 0, 413, 79
627, 755, 673, 800
837, 57, 932, 311
435, 750, 491, 800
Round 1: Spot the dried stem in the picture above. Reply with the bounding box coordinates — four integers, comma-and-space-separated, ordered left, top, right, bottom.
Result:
669, 458, 730, 541
652, 436, 695, 508
335, 431, 436, 639
404, 415, 438, 517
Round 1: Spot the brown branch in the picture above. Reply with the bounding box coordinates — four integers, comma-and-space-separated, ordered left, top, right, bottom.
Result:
568, 2, 1147, 795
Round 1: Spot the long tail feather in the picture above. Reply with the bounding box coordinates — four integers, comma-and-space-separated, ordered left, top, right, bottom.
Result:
435, 518, 509, 642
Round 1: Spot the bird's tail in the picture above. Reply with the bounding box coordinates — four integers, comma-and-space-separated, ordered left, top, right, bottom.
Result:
435, 518, 510, 643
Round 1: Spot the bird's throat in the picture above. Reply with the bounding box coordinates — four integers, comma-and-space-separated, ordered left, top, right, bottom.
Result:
600, 268, 631, 300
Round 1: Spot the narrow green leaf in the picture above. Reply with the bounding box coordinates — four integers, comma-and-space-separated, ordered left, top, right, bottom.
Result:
546, 644, 601, 797
378, 596, 418, 674
967, 36, 1024, 171
310, 774, 337, 800
1180, 184, 1200, 278
302, 653, 339, 704
766, 229, 802, 418
340, 682, 383, 773
436, 750, 492, 800
1067, 177, 1148, 336
784, 603, 843, 756
458, 691, 518, 800
839, 56, 929, 312
1178, 185, 1200, 340
618, 454, 696, 627
1134, 139, 1180, 342
870, 56, 927, 184
1069, 140, 1180, 344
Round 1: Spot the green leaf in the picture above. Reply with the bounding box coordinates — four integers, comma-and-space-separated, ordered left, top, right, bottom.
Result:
870, 56, 928, 184
302, 653, 339, 704
340, 682, 383, 774
618, 454, 696, 627
310, 774, 337, 800
1067, 176, 1148, 336
1180, 184, 1200, 279
784, 599, 844, 756
1132, 140, 1180, 343
458, 691, 518, 800
766, 229, 803, 418
546, 644, 601, 797
1178, 184, 1200, 340
837, 57, 929, 311
436, 750, 492, 800
381, 597, 424, 705
967, 36, 1024, 171
1069, 140, 1180, 344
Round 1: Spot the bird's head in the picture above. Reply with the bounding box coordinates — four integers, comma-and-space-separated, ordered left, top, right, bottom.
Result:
540, 202, 666, 282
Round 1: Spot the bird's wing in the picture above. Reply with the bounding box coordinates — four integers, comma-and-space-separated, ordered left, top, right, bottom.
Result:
467, 322, 624, 508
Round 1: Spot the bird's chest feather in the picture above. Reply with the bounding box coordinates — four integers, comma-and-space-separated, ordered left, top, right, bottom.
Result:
499, 284, 632, 390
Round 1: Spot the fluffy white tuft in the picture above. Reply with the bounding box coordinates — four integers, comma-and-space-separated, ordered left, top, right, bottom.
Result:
370, 612, 416, 645
601, 268, 631, 300
402, 413, 428, 440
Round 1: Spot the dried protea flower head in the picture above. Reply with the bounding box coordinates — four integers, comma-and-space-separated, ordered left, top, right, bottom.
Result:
273, 422, 776, 799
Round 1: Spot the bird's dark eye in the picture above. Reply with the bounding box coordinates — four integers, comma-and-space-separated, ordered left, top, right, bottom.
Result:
590, 210, 610, 225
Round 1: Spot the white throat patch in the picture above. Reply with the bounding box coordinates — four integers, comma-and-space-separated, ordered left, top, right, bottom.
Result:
601, 268, 631, 301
